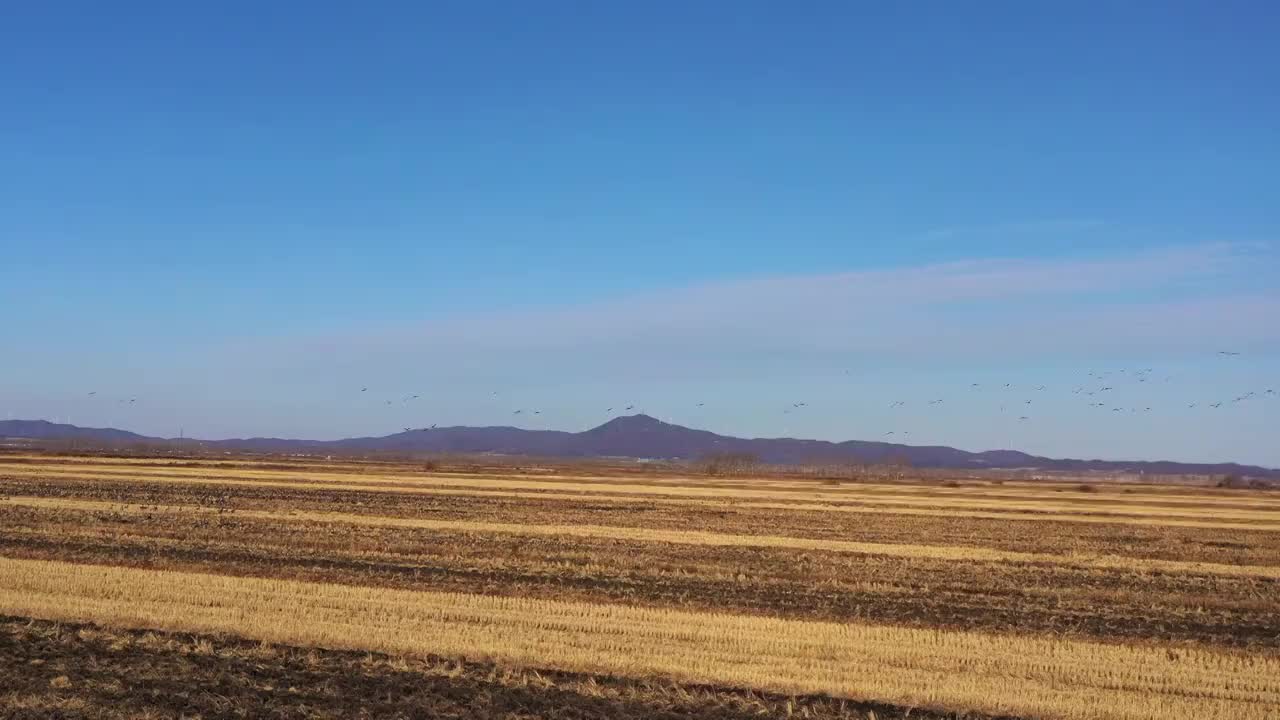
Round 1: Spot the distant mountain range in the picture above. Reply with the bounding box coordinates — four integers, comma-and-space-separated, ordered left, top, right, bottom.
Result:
2, 415, 1276, 478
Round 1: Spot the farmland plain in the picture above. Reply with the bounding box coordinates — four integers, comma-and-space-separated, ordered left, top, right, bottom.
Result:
1, 453, 1278, 719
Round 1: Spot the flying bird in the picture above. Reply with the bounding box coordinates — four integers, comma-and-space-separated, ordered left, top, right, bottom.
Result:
87, 391, 96, 396
361, 388, 368, 392
513, 410, 523, 415
696, 403, 705, 407
1218, 351, 1241, 356
1019, 416, 1030, 421
625, 405, 635, 411
1210, 402, 1222, 409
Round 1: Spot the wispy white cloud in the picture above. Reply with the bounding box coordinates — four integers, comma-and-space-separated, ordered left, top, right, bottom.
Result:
214, 242, 1276, 385
915, 218, 1109, 242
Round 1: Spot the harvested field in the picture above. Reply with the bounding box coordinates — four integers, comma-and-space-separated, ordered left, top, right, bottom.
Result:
0, 616, 992, 720
6, 464, 1280, 531
2, 454, 1279, 719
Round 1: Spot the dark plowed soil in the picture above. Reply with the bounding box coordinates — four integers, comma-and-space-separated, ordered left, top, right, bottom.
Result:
6, 474, 1280, 566
0, 617, 1007, 720
1, 507, 1276, 650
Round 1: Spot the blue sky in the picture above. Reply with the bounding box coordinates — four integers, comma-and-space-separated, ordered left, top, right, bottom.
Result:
2, 2, 1278, 465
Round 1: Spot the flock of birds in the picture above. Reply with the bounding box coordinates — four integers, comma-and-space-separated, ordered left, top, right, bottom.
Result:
368, 352, 1273, 439
75, 352, 1272, 443
870, 358, 1272, 437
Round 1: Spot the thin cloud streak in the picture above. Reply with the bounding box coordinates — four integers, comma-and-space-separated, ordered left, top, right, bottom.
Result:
234, 242, 1276, 381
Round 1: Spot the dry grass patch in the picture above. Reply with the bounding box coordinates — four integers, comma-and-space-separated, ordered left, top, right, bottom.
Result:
2, 557, 1278, 720
7, 495, 1280, 581
8, 468, 1280, 532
